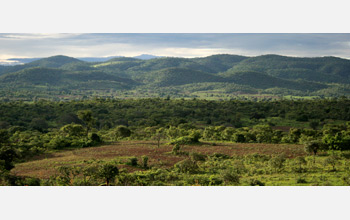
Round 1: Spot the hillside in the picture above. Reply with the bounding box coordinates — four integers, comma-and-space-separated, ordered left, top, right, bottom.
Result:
0, 55, 83, 76
191, 54, 248, 73
137, 67, 224, 86
221, 71, 328, 91
0, 54, 349, 100
0, 67, 138, 91
0, 67, 65, 85
229, 55, 350, 83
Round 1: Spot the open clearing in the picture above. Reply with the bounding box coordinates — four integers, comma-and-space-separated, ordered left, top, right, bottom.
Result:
12, 141, 305, 179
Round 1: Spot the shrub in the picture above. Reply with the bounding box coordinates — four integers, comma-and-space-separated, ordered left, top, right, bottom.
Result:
56, 166, 73, 186
172, 144, 180, 155
233, 133, 246, 143
341, 173, 350, 185
129, 157, 138, 166
188, 130, 201, 142
249, 179, 265, 186
45, 136, 72, 149
304, 140, 324, 163
90, 133, 101, 144
0, 146, 17, 171
208, 175, 224, 186
22, 177, 41, 186
170, 136, 196, 145
221, 169, 240, 185
323, 155, 340, 171
190, 152, 207, 162
60, 123, 85, 137
97, 163, 119, 186
245, 153, 271, 163
210, 153, 230, 160
175, 159, 199, 174
231, 160, 247, 174
292, 156, 307, 173
269, 154, 286, 172
296, 177, 307, 184
141, 155, 149, 168
115, 126, 131, 140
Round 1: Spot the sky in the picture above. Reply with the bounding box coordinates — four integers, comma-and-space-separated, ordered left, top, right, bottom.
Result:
0, 33, 349, 63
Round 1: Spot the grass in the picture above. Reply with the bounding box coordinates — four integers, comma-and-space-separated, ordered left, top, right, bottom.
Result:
11, 141, 350, 186
12, 141, 305, 179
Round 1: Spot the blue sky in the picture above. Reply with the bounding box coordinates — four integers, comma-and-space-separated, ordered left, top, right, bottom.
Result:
0, 33, 349, 61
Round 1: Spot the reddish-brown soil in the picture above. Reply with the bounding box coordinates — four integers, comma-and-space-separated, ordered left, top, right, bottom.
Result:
11, 141, 305, 179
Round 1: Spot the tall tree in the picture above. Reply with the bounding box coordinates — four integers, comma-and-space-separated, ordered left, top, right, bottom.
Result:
77, 110, 96, 139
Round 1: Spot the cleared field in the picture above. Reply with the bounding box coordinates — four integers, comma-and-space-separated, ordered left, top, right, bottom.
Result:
11, 141, 305, 179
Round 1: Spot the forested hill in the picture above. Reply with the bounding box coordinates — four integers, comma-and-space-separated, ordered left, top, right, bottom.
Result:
0, 54, 350, 100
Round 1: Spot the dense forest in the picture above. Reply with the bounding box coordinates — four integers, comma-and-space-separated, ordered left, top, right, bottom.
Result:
1, 54, 350, 101
1, 98, 350, 186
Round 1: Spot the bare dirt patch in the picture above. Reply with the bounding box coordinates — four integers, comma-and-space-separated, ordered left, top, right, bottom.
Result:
12, 141, 305, 179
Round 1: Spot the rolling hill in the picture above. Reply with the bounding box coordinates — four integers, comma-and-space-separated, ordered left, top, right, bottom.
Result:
0, 67, 138, 90
228, 55, 350, 83
220, 71, 328, 91
138, 67, 225, 86
0, 54, 349, 100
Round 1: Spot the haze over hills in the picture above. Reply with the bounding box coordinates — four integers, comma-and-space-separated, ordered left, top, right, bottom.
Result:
0, 54, 349, 100
2, 54, 163, 65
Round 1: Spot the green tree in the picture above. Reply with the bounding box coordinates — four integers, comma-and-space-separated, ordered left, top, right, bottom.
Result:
304, 140, 322, 163
0, 146, 17, 171
269, 154, 286, 172
60, 123, 85, 137
115, 125, 131, 140
221, 169, 240, 185
30, 118, 49, 132
323, 155, 339, 171
0, 129, 10, 146
77, 110, 96, 139
97, 163, 119, 186
141, 155, 149, 168
153, 128, 166, 148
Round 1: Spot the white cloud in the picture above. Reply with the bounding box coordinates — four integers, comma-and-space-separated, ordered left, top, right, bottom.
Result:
0, 34, 350, 60
0, 33, 82, 40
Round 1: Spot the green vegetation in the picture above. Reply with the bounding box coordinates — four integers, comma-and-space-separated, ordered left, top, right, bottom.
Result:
1, 54, 350, 101
0, 98, 350, 186
1, 54, 349, 185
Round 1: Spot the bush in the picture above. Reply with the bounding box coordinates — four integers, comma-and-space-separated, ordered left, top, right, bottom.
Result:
190, 152, 207, 162
90, 133, 101, 144
210, 153, 230, 160
97, 163, 119, 185
221, 169, 240, 185
292, 156, 307, 173
296, 177, 307, 184
115, 126, 131, 140
129, 157, 138, 166
188, 130, 201, 142
141, 155, 149, 168
208, 175, 224, 186
0, 146, 17, 171
231, 160, 247, 174
233, 133, 246, 143
169, 136, 197, 145
22, 177, 41, 186
175, 159, 199, 174
269, 154, 286, 172
172, 144, 181, 155
45, 136, 72, 149
341, 173, 350, 185
323, 155, 340, 171
249, 179, 265, 186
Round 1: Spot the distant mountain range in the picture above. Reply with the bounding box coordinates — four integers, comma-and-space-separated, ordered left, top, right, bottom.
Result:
2, 54, 163, 65
0, 54, 349, 100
